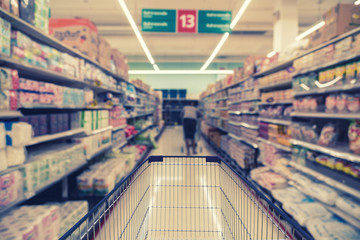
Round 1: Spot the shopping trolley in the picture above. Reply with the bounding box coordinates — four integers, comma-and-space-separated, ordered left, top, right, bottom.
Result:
59, 156, 313, 240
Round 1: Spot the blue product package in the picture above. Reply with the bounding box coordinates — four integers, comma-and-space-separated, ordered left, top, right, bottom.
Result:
19, 0, 35, 25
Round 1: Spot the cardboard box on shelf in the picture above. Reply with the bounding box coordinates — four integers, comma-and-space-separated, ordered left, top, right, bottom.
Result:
307, 27, 325, 48
323, 3, 360, 42
111, 48, 129, 79
49, 18, 99, 61
19, 0, 34, 25
98, 37, 111, 69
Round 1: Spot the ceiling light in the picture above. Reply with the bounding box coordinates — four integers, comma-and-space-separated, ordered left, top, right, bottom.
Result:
200, 0, 252, 71
153, 64, 160, 71
200, 32, 230, 71
129, 70, 234, 75
230, 0, 252, 29
118, 0, 156, 65
355, 0, 360, 5
267, 51, 276, 58
296, 20, 325, 41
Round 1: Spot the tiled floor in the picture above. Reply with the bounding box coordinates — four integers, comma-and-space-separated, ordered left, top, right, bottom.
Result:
151, 126, 217, 156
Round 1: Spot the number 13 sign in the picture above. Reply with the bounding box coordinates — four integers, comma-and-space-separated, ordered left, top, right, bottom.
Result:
177, 10, 197, 33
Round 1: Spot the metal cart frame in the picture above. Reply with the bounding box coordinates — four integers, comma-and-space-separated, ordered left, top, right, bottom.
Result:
60, 156, 313, 240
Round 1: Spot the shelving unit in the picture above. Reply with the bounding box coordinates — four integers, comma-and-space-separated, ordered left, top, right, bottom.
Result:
293, 83, 360, 97
291, 112, 360, 119
126, 125, 155, 142
258, 101, 293, 106
258, 117, 292, 125
258, 137, 292, 152
0, 111, 23, 118
229, 133, 258, 148
27, 128, 84, 146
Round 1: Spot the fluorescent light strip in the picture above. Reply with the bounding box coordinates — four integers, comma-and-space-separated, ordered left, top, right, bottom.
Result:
118, 0, 156, 67
129, 70, 234, 75
201, 0, 252, 71
200, 32, 230, 71
267, 51, 276, 58
230, 0, 252, 29
355, 0, 360, 5
296, 20, 325, 41
153, 64, 160, 71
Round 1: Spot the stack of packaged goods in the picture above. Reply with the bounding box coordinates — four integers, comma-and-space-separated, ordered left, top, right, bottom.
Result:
0, 201, 88, 240
109, 105, 126, 129
261, 89, 293, 104
34, 0, 50, 33
23, 143, 85, 195
77, 152, 134, 196
0, 16, 10, 56
259, 123, 291, 147
0, 170, 23, 211
80, 110, 109, 133
229, 139, 257, 170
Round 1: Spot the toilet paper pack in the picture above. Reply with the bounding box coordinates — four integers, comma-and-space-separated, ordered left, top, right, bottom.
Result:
6, 146, 26, 166
4, 122, 32, 147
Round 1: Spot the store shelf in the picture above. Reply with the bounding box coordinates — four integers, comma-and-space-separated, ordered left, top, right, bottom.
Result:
259, 80, 292, 92
293, 83, 360, 97
127, 111, 154, 119
291, 112, 360, 119
0, 56, 123, 95
0, 8, 130, 84
206, 122, 228, 133
288, 161, 360, 199
290, 139, 360, 163
86, 144, 112, 161
230, 86, 256, 95
126, 125, 155, 142
326, 206, 360, 229
258, 100, 293, 106
155, 125, 166, 141
0, 111, 22, 118
216, 107, 229, 110
229, 98, 260, 105
254, 60, 294, 78
112, 141, 127, 150
124, 104, 143, 108
112, 125, 127, 132
258, 137, 292, 152
213, 97, 228, 102
229, 121, 259, 130
0, 165, 23, 177
258, 117, 292, 125
85, 126, 113, 136
229, 110, 258, 115
294, 52, 360, 77
229, 133, 258, 148
27, 128, 84, 146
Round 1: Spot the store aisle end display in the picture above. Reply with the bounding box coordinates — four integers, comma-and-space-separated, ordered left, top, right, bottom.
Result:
200, 17, 360, 240
0, 4, 164, 235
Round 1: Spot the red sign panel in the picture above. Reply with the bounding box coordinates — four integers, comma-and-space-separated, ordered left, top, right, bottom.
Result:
177, 10, 197, 33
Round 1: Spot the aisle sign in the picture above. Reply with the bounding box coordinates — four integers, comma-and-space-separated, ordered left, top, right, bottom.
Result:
142, 9, 176, 32
198, 10, 232, 33
177, 10, 197, 33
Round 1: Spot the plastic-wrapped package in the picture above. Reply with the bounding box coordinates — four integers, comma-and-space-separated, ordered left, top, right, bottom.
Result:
305, 183, 339, 205
318, 123, 338, 146
348, 120, 360, 154
325, 94, 337, 113
6, 146, 26, 166
283, 202, 332, 226
306, 217, 360, 240
290, 173, 312, 187
301, 124, 318, 143
271, 187, 307, 203
347, 95, 360, 113
336, 94, 348, 112
4, 122, 32, 147
335, 196, 360, 220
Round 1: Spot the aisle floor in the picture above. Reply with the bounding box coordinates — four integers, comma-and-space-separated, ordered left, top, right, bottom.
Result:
151, 126, 217, 156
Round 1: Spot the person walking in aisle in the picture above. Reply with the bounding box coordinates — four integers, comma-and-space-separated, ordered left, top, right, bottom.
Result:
180, 101, 200, 155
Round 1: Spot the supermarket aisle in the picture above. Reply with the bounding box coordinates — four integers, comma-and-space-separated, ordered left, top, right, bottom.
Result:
151, 126, 217, 156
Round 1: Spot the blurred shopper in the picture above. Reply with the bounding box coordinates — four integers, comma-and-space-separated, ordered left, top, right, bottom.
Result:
180, 102, 199, 155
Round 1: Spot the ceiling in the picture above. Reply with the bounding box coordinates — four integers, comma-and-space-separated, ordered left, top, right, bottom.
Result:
50, 0, 355, 66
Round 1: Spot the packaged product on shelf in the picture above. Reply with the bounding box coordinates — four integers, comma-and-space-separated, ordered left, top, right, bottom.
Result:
271, 187, 307, 204
6, 146, 26, 166
0, 68, 19, 90
290, 173, 313, 188
0, 17, 11, 56
304, 183, 339, 205
318, 123, 338, 146
98, 36, 111, 69
59, 201, 88, 237
19, 0, 34, 25
34, 0, 50, 33
111, 48, 129, 79
4, 122, 32, 147
348, 120, 360, 154
0, 148, 7, 171
282, 202, 332, 226
49, 18, 99, 61
306, 217, 360, 240
0, 0, 10, 11
0, 170, 22, 209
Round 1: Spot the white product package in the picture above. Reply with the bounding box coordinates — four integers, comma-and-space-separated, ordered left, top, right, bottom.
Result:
0, 122, 5, 149
305, 183, 339, 205
290, 173, 313, 187
283, 202, 332, 226
335, 196, 360, 220
306, 217, 360, 240
6, 146, 26, 166
271, 187, 307, 203
0, 148, 7, 171
4, 122, 32, 147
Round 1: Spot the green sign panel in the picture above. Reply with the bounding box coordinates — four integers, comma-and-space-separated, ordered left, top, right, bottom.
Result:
198, 10, 232, 33
142, 9, 176, 32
